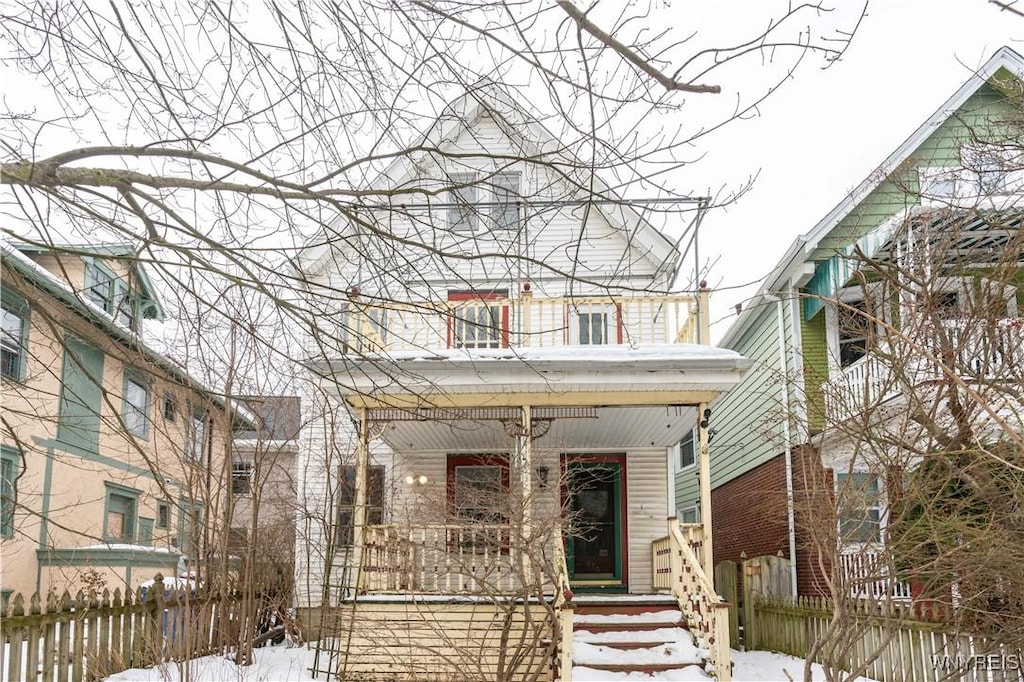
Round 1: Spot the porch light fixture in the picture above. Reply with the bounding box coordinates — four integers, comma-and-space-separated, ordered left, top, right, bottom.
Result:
535, 465, 550, 488
405, 474, 428, 486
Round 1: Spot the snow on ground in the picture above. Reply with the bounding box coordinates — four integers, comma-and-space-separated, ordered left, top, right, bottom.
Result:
101, 645, 879, 682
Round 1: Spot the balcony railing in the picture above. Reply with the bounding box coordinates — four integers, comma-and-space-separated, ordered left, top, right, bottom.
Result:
822, 318, 1023, 423
339, 292, 701, 354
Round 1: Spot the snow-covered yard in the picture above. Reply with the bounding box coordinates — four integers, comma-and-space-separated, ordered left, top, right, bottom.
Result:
101, 644, 877, 681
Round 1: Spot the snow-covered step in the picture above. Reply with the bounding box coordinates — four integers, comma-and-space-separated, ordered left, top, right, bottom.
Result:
565, 595, 707, 680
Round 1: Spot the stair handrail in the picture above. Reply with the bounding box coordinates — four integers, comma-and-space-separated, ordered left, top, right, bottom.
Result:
667, 517, 732, 682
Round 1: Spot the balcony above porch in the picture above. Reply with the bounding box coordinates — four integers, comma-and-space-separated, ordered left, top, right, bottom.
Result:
337, 291, 704, 355
822, 317, 1023, 424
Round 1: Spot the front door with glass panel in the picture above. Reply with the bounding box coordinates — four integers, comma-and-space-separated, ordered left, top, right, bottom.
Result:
565, 456, 626, 589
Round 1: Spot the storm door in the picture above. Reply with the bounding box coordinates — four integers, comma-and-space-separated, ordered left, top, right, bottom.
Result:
564, 456, 626, 589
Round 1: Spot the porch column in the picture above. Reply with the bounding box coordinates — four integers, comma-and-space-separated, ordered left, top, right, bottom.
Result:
520, 404, 533, 535
697, 401, 714, 577
352, 406, 369, 592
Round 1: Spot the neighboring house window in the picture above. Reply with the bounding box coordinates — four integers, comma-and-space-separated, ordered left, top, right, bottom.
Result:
185, 410, 208, 462
1, 291, 28, 382
228, 526, 249, 552
1, 447, 21, 538
837, 298, 870, 369
138, 517, 154, 546
678, 430, 696, 470
178, 499, 204, 554
679, 505, 700, 524
490, 171, 521, 231
104, 483, 140, 542
448, 173, 478, 232
570, 303, 618, 345
962, 144, 1020, 196
57, 338, 105, 454
122, 370, 150, 437
156, 500, 171, 529
918, 167, 958, 203
85, 260, 137, 329
232, 460, 253, 495
163, 395, 177, 422
447, 454, 509, 523
336, 465, 385, 546
448, 291, 509, 349
836, 472, 881, 544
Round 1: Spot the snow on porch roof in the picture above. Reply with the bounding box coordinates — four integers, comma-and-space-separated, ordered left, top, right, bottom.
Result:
320, 343, 753, 409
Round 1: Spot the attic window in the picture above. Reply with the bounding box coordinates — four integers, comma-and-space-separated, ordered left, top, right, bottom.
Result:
448, 173, 478, 232
490, 172, 520, 231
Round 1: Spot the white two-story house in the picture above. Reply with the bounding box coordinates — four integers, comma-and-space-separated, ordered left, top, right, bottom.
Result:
292, 87, 750, 680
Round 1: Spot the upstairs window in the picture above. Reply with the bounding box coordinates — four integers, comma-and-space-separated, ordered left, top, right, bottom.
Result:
490, 172, 521, 231
122, 371, 150, 437
185, 410, 208, 463
837, 298, 870, 368
569, 303, 618, 345
447, 173, 478, 232
448, 291, 509, 349
84, 260, 137, 330
1, 447, 20, 538
232, 460, 253, 495
1, 292, 27, 381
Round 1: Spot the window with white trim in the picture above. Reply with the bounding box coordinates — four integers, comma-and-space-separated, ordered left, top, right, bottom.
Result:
448, 173, 478, 232
678, 429, 696, 470
490, 171, 521, 231
185, 410, 208, 462
122, 371, 150, 437
836, 472, 881, 544
232, 460, 253, 495
679, 505, 700, 524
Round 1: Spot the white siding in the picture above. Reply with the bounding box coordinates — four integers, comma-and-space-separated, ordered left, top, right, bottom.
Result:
625, 448, 669, 594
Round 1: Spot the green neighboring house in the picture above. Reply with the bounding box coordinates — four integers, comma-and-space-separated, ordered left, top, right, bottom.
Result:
679, 46, 1024, 598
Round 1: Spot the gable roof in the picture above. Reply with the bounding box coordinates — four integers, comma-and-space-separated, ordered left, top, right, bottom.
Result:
10, 241, 167, 321
298, 84, 684, 281
720, 46, 1024, 348
1, 239, 254, 427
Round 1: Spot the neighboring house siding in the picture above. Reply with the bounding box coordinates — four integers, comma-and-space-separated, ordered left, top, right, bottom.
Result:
677, 301, 787, 511
800, 299, 829, 435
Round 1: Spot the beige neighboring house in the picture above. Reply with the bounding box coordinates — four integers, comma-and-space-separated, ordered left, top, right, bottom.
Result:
228, 395, 300, 586
1, 240, 245, 603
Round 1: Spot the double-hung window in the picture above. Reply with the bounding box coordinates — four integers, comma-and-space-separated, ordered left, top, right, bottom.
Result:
678, 430, 696, 470
185, 410, 208, 463
448, 173, 478, 232
1, 292, 27, 382
1, 447, 20, 538
336, 465, 385, 545
232, 460, 253, 495
122, 370, 150, 437
490, 171, 521, 231
836, 472, 881, 544
570, 303, 618, 345
84, 260, 137, 330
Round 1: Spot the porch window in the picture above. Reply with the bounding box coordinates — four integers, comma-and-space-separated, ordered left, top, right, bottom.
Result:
448, 291, 509, 349
336, 465, 385, 546
447, 455, 510, 551
836, 472, 881, 544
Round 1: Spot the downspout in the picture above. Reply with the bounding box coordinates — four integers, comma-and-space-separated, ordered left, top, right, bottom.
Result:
767, 293, 800, 596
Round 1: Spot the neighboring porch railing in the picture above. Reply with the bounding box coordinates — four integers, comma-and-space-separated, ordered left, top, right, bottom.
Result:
839, 548, 912, 601
341, 292, 702, 353
653, 518, 732, 682
822, 318, 1023, 423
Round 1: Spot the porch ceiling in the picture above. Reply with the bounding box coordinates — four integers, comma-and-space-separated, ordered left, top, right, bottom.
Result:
375, 405, 699, 452
318, 343, 752, 411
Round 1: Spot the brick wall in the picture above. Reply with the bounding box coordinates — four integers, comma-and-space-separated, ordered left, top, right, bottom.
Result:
711, 446, 833, 597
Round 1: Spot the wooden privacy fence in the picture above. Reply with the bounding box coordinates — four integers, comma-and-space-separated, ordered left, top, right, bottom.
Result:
749, 593, 1024, 682
0, 574, 255, 682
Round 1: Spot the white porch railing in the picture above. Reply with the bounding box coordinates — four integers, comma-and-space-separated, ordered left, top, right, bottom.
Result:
839, 548, 912, 601
822, 318, 1023, 423
653, 518, 731, 682
362, 524, 518, 594
341, 292, 701, 353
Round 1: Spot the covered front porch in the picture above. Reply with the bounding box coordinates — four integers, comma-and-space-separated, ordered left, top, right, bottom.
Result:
313, 344, 749, 680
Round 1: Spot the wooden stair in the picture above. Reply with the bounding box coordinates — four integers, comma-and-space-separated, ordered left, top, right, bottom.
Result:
567, 595, 710, 680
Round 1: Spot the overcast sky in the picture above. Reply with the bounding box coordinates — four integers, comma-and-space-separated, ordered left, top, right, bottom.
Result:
683, 0, 1022, 340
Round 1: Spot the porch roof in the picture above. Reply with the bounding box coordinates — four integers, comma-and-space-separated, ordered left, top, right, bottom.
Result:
318, 343, 752, 409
